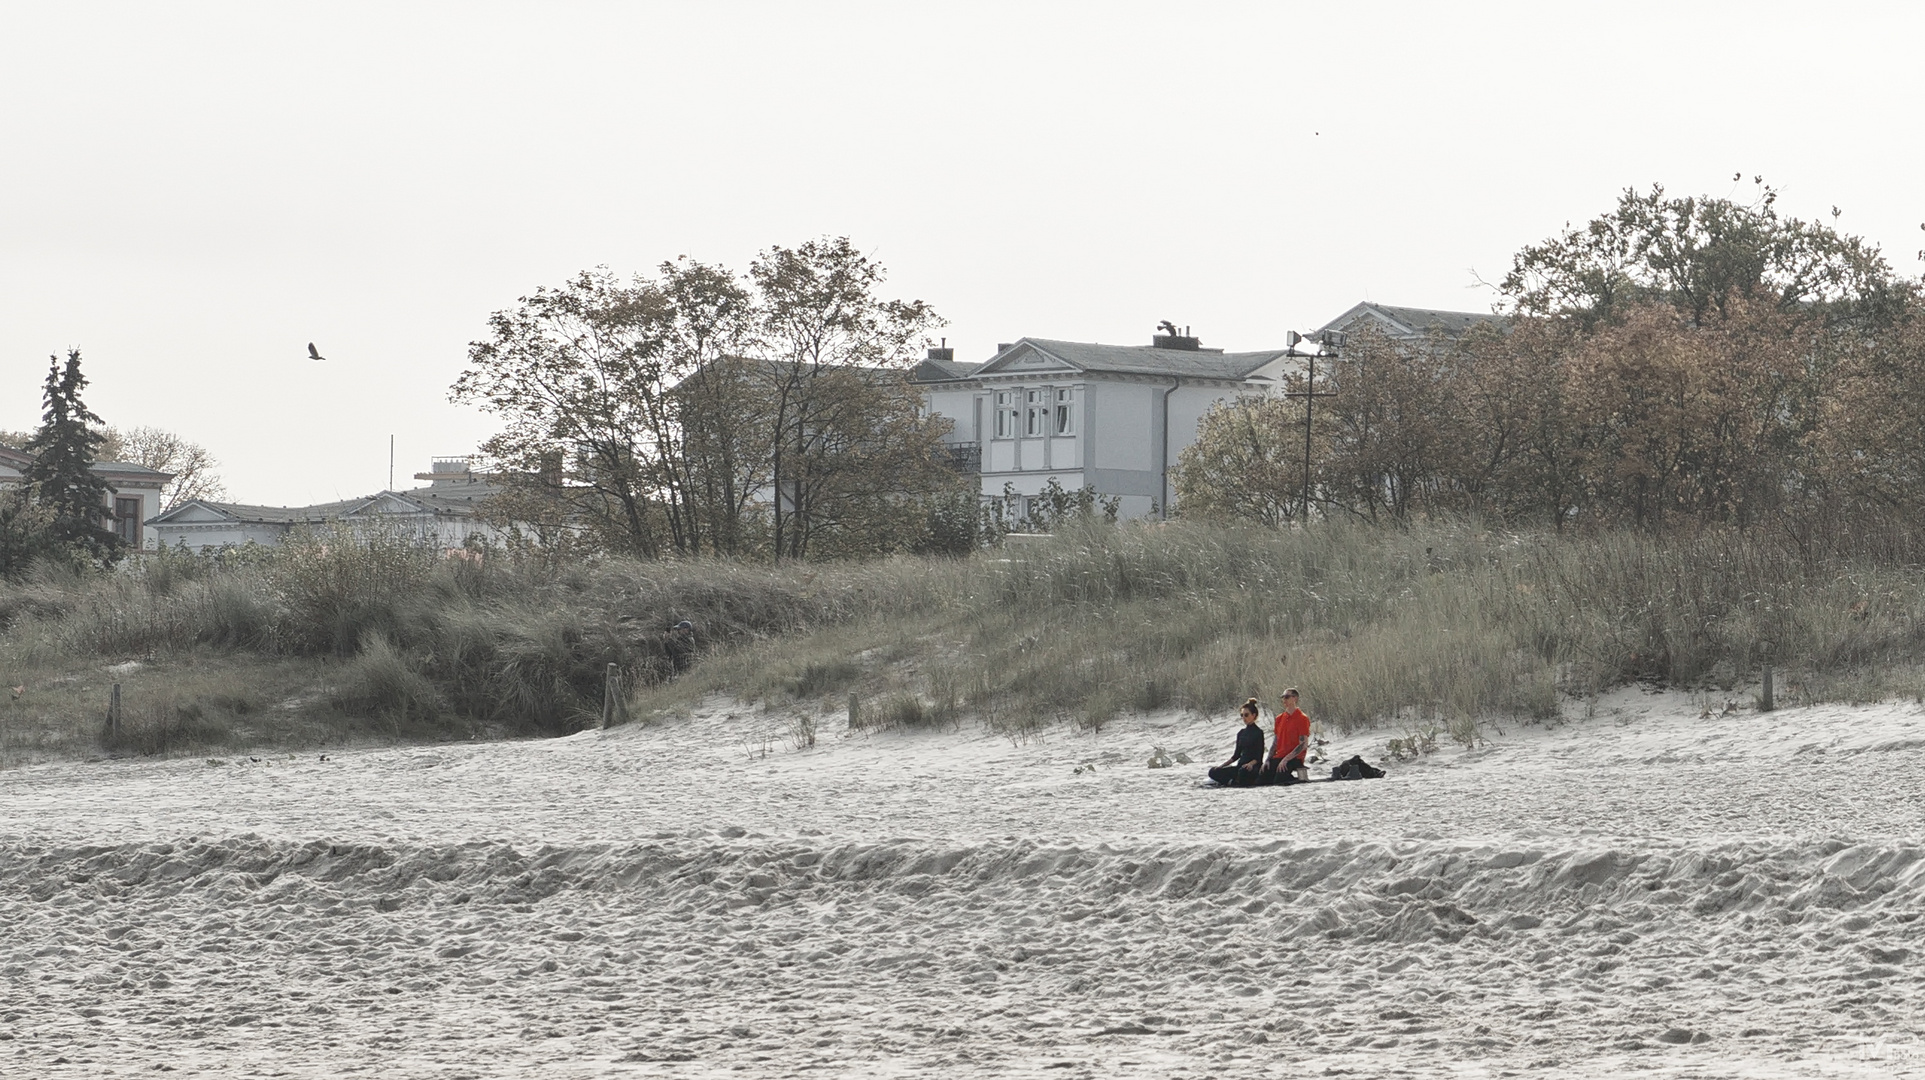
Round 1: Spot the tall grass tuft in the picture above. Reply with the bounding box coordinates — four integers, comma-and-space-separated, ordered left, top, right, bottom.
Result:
8, 517, 1925, 762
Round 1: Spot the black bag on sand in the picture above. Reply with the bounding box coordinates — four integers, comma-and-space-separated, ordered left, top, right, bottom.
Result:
1331, 755, 1386, 780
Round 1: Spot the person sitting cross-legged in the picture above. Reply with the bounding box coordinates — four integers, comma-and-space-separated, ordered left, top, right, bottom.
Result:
1264, 687, 1312, 785
1208, 699, 1268, 787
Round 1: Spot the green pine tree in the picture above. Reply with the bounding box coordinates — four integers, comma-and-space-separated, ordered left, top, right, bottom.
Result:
23, 350, 118, 561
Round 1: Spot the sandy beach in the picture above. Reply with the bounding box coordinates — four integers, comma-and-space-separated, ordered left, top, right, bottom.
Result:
4, 689, 1923, 1078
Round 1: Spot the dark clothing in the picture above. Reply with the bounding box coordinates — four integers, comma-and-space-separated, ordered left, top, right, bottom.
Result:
1233, 724, 1265, 765
1209, 764, 1258, 787
664, 630, 696, 673
1209, 724, 1267, 786
1261, 756, 1305, 785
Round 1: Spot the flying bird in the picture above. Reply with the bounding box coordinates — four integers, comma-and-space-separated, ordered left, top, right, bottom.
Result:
307, 342, 327, 361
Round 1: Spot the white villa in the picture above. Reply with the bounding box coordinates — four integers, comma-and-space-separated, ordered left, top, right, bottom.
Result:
0, 445, 174, 550
912, 307, 1502, 521
912, 329, 1302, 520
146, 458, 508, 553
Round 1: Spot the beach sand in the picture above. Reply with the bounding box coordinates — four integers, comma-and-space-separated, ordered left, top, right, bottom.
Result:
3, 688, 1923, 1077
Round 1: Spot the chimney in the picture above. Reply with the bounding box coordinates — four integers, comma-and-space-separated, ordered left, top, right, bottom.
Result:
1153, 323, 1202, 351
926, 336, 954, 363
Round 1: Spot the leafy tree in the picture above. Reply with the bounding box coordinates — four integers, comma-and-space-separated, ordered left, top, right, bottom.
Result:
1810, 314, 1925, 520
750, 237, 942, 560
1172, 395, 1316, 526
1559, 302, 1806, 529
98, 425, 227, 509
23, 350, 117, 561
658, 258, 765, 557
1501, 180, 1908, 330
782, 364, 966, 557
1319, 325, 1457, 522
452, 268, 681, 557
454, 243, 956, 561
0, 488, 54, 582
1452, 318, 1584, 527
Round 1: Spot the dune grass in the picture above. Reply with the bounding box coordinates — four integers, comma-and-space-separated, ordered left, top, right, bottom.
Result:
4, 518, 1925, 765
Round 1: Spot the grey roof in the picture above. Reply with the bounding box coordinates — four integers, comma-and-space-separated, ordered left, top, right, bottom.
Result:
149, 498, 366, 526
1318, 302, 1506, 341
150, 485, 505, 527
91, 460, 172, 478
978, 337, 1292, 381
909, 357, 987, 382
381, 485, 504, 515
0, 447, 174, 481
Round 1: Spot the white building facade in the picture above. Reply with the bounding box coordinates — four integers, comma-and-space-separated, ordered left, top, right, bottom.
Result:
146, 458, 509, 553
914, 334, 1300, 520
0, 446, 174, 550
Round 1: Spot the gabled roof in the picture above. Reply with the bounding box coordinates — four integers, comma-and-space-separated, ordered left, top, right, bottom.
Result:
0, 447, 174, 484
970, 337, 1294, 382
909, 357, 986, 383
1317, 302, 1506, 341
148, 498, 366, 526
148, 484, 506, 527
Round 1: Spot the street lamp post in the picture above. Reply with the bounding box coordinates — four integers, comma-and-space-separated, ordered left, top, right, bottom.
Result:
1283, 330, 1341, 524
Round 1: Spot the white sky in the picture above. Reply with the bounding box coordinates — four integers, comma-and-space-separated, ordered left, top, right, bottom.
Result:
4, 1, 1920, 505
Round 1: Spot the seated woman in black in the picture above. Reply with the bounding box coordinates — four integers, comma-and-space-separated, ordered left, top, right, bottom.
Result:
1208, 699, 1267, 787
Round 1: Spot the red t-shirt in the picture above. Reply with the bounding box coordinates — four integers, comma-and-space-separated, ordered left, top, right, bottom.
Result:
1272, 708, 1310, 761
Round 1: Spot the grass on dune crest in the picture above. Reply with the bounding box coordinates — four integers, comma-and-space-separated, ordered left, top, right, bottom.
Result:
5, 518, 1925, 765
634, 517, 1925, 744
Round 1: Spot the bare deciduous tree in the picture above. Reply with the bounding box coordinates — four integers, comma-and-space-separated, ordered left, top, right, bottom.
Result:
98, 425, 227, 510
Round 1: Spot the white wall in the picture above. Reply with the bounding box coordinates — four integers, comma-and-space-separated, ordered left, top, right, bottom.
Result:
924, 387, 978, 442
1166, 385, 1239, 465
1092, 383, 1152, 471
153, 523, 289, 552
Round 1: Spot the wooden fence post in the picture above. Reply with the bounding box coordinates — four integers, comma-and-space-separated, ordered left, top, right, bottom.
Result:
601, 663, 628, 730
1761, 663, 1774, 713
109, 683, 122, 737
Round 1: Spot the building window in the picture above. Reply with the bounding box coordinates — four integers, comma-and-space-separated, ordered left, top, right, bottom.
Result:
993, 391, 1016, 439
1054, 388, 1075, 435
1025, 389, 1047, 437
114, 496, 141, 546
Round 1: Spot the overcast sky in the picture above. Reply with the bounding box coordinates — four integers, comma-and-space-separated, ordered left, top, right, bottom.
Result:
4, 1, 1920, 505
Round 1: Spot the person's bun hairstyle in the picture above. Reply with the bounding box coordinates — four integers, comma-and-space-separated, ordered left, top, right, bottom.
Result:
1241, 697, 1260, 713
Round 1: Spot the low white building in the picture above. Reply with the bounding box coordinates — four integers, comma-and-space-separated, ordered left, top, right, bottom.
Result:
912, 331, 1300, 520
0, 445, 174, 550
146, 458, 508, 553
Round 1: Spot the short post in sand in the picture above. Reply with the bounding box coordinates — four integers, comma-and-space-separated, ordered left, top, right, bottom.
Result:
600, 663, 630, 730
106, 683, 123, 737
1759, 639, 1775, 713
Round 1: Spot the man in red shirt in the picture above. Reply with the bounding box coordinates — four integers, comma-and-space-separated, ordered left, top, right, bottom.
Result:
1268, 688, 1311, 784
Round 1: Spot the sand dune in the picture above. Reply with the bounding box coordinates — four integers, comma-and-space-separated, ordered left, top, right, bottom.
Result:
3, 689, 1923, 1077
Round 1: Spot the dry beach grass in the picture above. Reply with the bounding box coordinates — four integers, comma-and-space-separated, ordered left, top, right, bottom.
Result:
5, 520, 1925, 766
6, 523, 1925, 1076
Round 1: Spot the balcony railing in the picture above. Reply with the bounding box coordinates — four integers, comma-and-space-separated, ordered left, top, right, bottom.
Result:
940, 441, 982, 474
